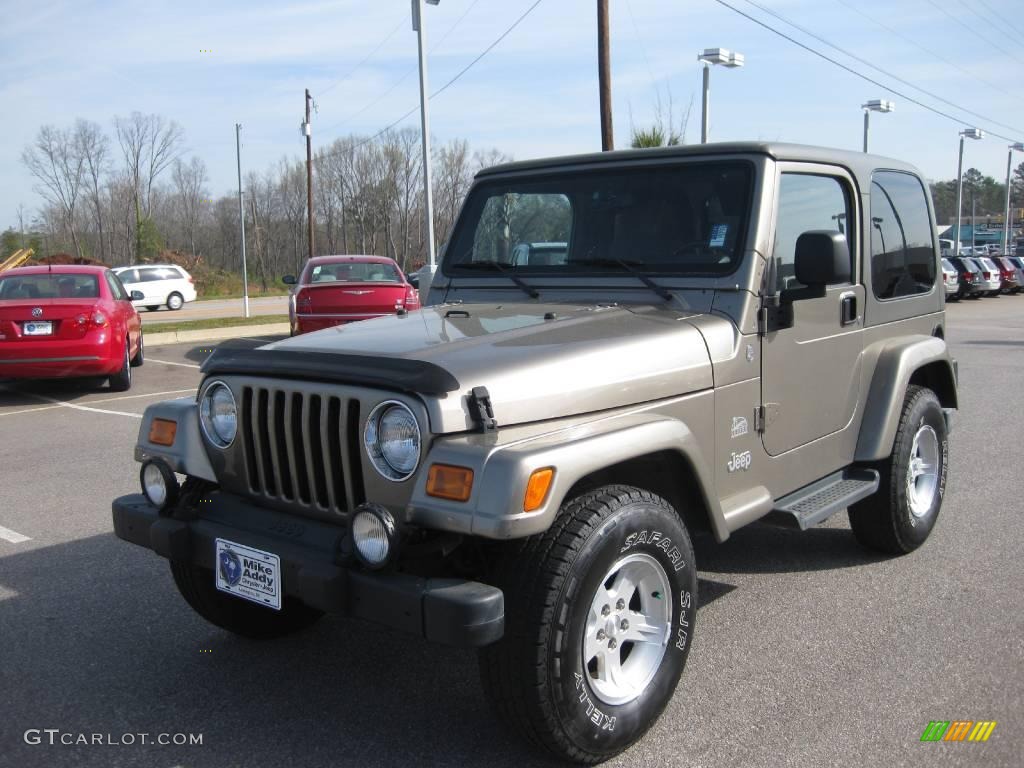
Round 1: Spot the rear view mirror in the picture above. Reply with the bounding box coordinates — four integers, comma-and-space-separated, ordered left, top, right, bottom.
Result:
130, 290, 144, 301
794, 230, 850, 286
282, 275, 297, 285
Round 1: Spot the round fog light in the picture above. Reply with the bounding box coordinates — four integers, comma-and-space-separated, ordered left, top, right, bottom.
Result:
140, 459, 179, 512
351, 505, 399, 569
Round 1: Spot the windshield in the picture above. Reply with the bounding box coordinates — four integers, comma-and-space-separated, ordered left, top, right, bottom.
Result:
0, 274, 100, 300
444, 162, 753, 277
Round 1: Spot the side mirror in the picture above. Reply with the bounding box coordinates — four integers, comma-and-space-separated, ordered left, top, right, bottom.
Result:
282, 275, 297, 285
130, 290, 144, 301
794, 230, 850, 286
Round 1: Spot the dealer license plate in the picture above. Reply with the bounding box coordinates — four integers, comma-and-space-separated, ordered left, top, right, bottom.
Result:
214, 538, 281, 610
23, 321, 52, 336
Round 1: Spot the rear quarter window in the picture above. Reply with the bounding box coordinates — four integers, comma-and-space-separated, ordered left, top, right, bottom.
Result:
869, 171, 936, 299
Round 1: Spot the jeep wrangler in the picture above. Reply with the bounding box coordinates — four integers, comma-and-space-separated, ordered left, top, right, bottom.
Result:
113, 143, 957, 763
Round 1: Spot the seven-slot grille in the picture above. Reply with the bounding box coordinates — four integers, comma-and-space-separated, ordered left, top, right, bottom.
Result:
240, 385, 363, 513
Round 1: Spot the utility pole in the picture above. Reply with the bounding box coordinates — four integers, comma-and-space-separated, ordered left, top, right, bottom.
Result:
236, 123, 250, 318
413, 0, 439, 268
304, 88, 315, 260
597, 0, 613, 151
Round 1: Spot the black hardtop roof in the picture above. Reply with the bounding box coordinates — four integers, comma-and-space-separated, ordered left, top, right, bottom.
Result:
475, 141, 922, 188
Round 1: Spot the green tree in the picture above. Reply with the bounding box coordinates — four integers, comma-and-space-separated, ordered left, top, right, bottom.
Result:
136, 217, 164, 261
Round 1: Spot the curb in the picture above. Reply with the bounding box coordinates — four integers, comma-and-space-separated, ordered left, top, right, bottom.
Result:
144, 323, 290, 346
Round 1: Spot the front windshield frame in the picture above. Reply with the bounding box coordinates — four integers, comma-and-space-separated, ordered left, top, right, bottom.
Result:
442, 159, 755, 280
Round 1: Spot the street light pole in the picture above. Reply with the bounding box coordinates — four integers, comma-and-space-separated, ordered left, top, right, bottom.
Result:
954, 128, 984, 258
413, 0, 439, 269
235, 123, 250, 319
861, 100, 894, 153
698, 48, 744, 144
1003, 143, 1024, 255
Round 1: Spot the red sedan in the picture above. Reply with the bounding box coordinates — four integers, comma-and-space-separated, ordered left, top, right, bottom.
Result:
285, 255, 421, 335
0, 265, 143, 390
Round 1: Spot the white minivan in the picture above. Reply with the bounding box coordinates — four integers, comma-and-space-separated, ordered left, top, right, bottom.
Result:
112, 264, 198, 311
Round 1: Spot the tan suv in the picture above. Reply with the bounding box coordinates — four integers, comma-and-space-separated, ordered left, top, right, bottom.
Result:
113, 143, 957, 763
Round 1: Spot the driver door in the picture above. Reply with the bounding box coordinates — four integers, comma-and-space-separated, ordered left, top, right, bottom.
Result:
761, 165, 864, 457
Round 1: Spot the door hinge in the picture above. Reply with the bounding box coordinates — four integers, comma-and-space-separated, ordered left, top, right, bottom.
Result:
755, 403, 780, 433
754, 405, 765, 433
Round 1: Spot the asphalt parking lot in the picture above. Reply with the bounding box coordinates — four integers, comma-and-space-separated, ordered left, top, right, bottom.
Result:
0, 299, 1020, 768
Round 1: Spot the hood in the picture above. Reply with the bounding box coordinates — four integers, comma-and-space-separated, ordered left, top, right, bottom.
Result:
264, 302, 715, 431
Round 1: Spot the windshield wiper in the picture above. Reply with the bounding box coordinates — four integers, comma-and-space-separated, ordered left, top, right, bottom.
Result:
450, 260, 540, 299
573, 258, 673, 301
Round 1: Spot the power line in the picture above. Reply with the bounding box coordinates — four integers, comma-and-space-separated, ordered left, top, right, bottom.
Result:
922, 0, 1024, 65
710, 0, 1022, 144
831, 0, 1019, 99
319, 17, 406, 97
323, 0, 545, 157
955, 0, 1024, 53
321, 0, 483, 138
735, 0, 1024, 135
976, 0, 1024, 38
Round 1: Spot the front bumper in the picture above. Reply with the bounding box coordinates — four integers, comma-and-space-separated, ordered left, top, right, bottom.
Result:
112, 492, 504, 647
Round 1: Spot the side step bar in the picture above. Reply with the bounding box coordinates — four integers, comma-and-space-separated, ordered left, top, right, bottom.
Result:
768, 468, 880, 531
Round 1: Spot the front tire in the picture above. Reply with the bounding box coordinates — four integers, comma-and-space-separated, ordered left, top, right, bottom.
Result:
130, 332, 144, 367
848, 385, 948, 554
480, 485, 697, 764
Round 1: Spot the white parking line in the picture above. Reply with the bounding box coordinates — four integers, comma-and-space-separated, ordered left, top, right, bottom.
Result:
27, 394, 143, 419
0, 525, 31, 544
146, 358, 201, 369
0, 389, 194, 418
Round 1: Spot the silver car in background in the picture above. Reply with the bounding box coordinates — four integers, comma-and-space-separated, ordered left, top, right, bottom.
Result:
941, 257, 959, 299
975, 257, 1003, 296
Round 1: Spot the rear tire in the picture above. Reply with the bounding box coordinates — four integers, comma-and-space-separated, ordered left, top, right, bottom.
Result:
107, 338, 132, 392
170, 561, 323, 639
848, 385, 947, 554
145, 305, 159, 312
480, 485, 697, 764
167, 292, 184, 311
130, 332, 144, 367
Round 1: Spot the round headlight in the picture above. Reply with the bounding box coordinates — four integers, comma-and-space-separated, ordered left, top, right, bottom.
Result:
200, 381, 237, 448
140, 459, 179, 512
364, 401, 421, 481
351, 505, 398, 569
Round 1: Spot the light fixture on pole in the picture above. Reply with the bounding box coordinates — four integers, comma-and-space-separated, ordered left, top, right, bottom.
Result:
954, 128, 984, 258
697, 48, 744, 144
413, 0, 440, 276
1003, 142, 1024, 255
861, 99, 894, 153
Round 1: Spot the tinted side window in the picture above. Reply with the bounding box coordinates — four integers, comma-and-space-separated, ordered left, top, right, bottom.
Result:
138, 268, 166, 282
774, 174, 852, 291
115, 269, 139, 284
870, 171, 936, 299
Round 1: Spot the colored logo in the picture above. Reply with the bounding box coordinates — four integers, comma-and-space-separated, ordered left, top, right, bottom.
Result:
219, 549, 242, 586
920, 720, 997, 742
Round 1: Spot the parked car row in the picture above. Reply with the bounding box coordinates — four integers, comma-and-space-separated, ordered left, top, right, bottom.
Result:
943, 255, 1024, 299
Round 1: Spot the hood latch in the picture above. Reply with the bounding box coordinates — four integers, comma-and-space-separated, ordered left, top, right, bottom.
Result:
468, 386, 498, 431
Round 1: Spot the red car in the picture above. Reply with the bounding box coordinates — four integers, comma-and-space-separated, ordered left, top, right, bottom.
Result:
284, 255, 421, 335
0, 265, 143, 390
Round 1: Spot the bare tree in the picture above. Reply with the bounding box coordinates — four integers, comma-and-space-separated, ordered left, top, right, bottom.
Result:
114, 111, 183, 262
74, 119, 111, 260
172, 156, 209, 257
21, 125, 86, 258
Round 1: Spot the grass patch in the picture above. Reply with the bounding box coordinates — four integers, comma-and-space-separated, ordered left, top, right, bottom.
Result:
145, 314, 289, 334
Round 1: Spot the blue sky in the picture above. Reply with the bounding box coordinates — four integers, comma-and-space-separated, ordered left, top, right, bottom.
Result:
3, 0, 1024, 230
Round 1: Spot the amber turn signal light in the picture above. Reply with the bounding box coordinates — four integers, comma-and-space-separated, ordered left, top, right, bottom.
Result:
524, 467, 555, 512
426, 464, 474, 502
148, 418, 177, 447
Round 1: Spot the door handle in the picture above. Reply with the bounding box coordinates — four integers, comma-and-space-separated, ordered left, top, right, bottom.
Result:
840, 293, 857, 326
